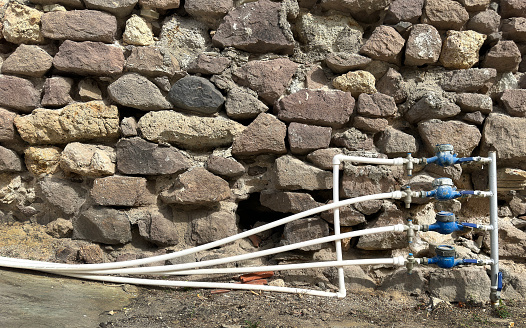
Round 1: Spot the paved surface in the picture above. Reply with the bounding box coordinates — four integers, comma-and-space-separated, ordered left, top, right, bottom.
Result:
0, 268, 137, 328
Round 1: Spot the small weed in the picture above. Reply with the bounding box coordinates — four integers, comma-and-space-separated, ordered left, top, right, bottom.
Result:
244, 319, 260, 328
495, 300, 511, 319
472, 313, 489, 325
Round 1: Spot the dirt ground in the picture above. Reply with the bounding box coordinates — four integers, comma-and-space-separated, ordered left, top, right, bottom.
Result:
98, 285, 525, 328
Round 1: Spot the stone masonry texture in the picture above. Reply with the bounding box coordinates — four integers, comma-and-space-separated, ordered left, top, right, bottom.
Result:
0, 0, 525, 302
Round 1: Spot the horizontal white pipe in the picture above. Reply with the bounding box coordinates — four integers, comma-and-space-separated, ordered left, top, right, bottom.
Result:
75, 257, 406, 276
333, 154, 406, 166
0, 224, 406, 274
57, 273, 341, 297
0, 192, 404, 272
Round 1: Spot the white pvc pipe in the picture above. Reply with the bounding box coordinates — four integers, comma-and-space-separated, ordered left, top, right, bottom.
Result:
57, 273, 342, 297
0, 191, 405, 272
332, 154, 406, 166
32, 256, 405, 298
0, 224, 406, 274
488, 151, 500, 305
332, 159, 345, 297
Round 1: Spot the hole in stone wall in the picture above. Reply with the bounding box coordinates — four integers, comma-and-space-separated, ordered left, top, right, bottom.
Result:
236, 192, 284, 231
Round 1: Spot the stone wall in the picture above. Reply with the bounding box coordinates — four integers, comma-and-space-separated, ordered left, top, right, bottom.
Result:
1, 0, 526, 301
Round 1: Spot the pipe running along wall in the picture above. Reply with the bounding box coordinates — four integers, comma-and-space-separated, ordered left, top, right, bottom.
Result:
0, 152, 499, 300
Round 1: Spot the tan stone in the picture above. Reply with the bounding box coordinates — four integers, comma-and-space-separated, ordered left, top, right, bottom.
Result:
24, 146, 61, 176
123, 15, 154, 46
439, 30, 486, 69
2, 3, 45, 44
138, 110, 245, 150
332, 70, 377, 97
60, 143, 116, 177
14, 101, 120, 145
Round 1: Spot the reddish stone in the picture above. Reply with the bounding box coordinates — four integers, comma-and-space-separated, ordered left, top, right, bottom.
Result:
501, 89, 526, 117
385, 0, 425, 24
325, 53, 371, 74
356, 93, 397, 118
126, 46, 180, 77
1, 45, 53, 77
41, 10, 117, 42
353, 116, 389, 133
0, 108, 18, 142
482, 40, 522, 72
206, 155, 245, 178
187, 53, 231, 75
231, 113, 287, 157
376, 68, 408, 104
260, 191, 322, 214
423, 0, 469, 30
274, 89, 354, 128
233, 58, 298, 104
360, 26, 405, 65
212, 0, 294, 54
41, 76, 74, 108
0, 75, 40, 113
91, 176, 156, 207
467, 10, 501, 34
288, 122, 331, 155
53, 40, 125, 76
418, 120, 481, 157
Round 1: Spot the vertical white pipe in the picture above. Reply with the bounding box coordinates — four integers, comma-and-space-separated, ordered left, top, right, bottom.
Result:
489, 151, 500, 304
332, 161, 346, 298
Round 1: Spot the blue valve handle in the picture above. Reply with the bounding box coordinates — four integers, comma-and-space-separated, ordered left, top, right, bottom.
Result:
498, 272, 503, 292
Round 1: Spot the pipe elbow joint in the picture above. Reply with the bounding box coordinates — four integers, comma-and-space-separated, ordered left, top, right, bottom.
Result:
332, 154, 344, 165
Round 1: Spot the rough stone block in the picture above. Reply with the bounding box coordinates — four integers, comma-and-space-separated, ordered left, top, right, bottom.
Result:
288, 122, 331, 155
281, 217, 329, 251
501, 89, 526, 117
275, 89, 354, 128
108, 73, 171, 111
418, 120, 481, 157
138, 110, 245, 150
212, 0, 294, 54
206, 155, 245, 178
360, 26, 405, 65
14, 101, 120, 145
74, 207, 132, 245
274, 155, 333, 191
168, 76, 225, 115
91, 176, 156, 207
25, 146, 61, 176
38, 177, 86, 216
482, 40, 522, 73
116, 137, 190, 175
41, 10, 117, 42
53, 40, 125, 76
404, 24, 441, 66
260, 191, 322, 214
0, 75, 40, 113
422, 0, 469, 30
160, 168, 231, 206
41, 76, 74, 108
332, 70, 377, 98
232, 113, 287, 157
1, 45, 53, 77
233, 58, 298, 105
